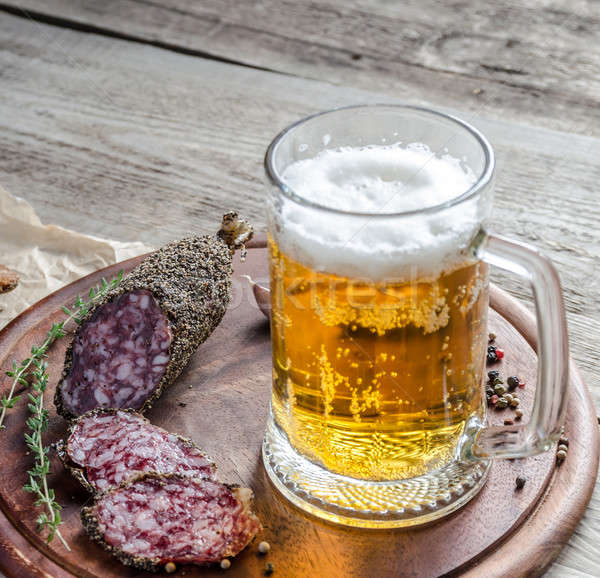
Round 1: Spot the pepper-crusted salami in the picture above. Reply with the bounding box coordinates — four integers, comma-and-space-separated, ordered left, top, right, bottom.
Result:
57, 409, 216, 493
55, 214, 253, 419
81, 473, 262, 572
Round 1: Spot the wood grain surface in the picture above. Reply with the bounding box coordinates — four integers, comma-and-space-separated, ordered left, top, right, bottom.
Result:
0, 3, 598, 575
0, 245, 596, 578
1, 0, 598, 136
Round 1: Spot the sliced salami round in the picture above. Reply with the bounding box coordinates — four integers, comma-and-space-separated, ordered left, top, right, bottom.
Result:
59, 290, 172, 416
58, 409, 216, 493
81, 473, 262, 572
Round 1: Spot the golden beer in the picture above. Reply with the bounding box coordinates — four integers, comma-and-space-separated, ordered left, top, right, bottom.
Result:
269, 238, 489, 481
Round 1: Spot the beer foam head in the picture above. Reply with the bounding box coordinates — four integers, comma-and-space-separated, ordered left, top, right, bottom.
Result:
273, 143, 486, 280
282, 143, 475, 213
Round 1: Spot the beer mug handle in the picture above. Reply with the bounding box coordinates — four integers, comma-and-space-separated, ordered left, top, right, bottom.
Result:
473, 233, 569, 458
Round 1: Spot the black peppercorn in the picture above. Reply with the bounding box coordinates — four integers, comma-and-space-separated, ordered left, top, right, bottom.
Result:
507, 376, 520, 390
487, 345, 498, 364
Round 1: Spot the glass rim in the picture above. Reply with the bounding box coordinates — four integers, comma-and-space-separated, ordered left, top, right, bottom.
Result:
264, 103, 495, 218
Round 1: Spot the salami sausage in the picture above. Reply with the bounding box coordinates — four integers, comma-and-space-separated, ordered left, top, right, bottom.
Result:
58, 409, 215, 493
81, 473, 262, 572
55, 214, 252, 419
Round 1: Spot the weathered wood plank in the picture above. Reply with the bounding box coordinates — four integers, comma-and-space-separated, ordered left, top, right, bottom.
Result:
0, 11, 599, 577
1, 0, 599, 136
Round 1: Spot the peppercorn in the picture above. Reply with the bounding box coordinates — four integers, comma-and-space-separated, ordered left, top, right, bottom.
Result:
496, 348, 505, 359
559, 436, 569, 447
515, 475, 526, 490
165, 562, 177, 573
486, 387, 495, 398
510, 397, 520, 408
220, 559, 231, 570
487, 345, 498, 364
505, 393, 513, 403
507, 376, 520, 390
265, 562, 275, 575
490, 394, 499, 405
488, 332, 496, 342
496, 397, 508, 409
556, 449, 567, 464
487, 370, 500, 381
504, 419, 514, 426
515, 409, 524, 419
258, 541, 271, 554
494, 384, 506, 395
518, 381, 525, 389
493, 377, 504, 386
557, 444, 568, 453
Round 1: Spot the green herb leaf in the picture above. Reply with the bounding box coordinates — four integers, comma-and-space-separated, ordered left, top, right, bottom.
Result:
1, 395, 21, 409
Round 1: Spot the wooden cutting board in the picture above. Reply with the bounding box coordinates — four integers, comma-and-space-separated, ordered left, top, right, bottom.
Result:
0, 236, 597, 578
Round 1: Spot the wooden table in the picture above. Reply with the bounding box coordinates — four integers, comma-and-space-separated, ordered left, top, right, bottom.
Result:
0, 2, 598, 575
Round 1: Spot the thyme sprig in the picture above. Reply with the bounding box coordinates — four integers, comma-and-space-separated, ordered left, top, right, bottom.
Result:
0, 272, 123, 430
0, 271, 123, 548
23, 358, 70, 549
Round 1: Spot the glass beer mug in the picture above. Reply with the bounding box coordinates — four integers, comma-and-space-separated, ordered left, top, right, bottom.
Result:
262, 105, 568, 528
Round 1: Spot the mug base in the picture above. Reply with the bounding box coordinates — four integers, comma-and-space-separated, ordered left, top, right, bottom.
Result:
262, 413, 491, 528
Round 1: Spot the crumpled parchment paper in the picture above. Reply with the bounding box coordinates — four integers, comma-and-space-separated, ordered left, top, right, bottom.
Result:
0, 186, 152, 329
